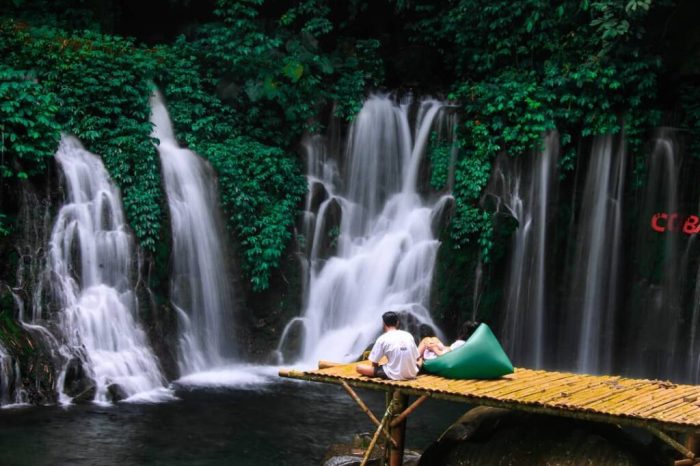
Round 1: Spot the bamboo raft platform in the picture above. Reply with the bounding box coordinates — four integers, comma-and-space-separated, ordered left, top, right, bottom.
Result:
279, 362, 700, 466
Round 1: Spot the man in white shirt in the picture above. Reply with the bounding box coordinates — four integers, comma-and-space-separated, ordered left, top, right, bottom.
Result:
356, 311, 419, 380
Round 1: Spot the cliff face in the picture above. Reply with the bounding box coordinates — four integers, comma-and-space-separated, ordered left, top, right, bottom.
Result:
0, 173, 61, 404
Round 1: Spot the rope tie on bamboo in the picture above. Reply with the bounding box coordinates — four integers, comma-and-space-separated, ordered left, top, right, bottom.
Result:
341, 381, 399, 448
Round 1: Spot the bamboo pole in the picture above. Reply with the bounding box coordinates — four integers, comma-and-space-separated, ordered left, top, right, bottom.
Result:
384, 390, 393, 464
341, 381, 399, 449
318, 360, 344, 369
686, 433, 700, 456
673, 459, 695, 466
389, 391, 408, 466
360, 401, 394, 466
390, 395, 429, 427
645, 425, 695, 460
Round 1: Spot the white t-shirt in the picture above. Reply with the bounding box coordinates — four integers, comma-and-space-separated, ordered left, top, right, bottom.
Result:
368, 329, 419, 380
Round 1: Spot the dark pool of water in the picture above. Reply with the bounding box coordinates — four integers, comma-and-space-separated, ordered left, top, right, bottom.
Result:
0, 379, 464, 466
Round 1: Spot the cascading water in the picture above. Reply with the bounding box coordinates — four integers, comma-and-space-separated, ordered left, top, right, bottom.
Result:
691, 245, 700, 381
488, 134, 559, 368
50, 136, 167, 402
631, 131, 685, 379
566, 135, 626, 374
151, 93, 237, 375
282, 95, 449, 365
0, 343, 17, 406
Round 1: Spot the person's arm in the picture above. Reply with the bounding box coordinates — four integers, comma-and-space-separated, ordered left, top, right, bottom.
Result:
357, 339, 383, 376
367, 338, 384, 365
427, 338, 450, 356
417, 338, 427, 357
416, 338, 428, 366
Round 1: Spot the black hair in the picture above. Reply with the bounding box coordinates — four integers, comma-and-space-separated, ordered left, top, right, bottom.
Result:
457, 321, 480, 341
419, 323, 436, 340
382, 311, 399, 327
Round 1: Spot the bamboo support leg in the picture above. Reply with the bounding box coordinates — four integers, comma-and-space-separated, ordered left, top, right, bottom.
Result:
673, 459, 695, 466
341, 381, 399, 449
390, 395, 429, 428
389, 391, 409, 466
686, 433, 700, 456
646, 426, 695, 460
360, 400, 394, 466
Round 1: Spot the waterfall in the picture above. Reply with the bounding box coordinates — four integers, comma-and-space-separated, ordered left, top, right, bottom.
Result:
567, 135, 626, 374
691, 249, 700, 381
151, 93, 237, 374
0, 343, 16, 406
631, 131, 684, 379
283, 95, 447, 365
50, 136, 167, 402
489, 134, 559, 368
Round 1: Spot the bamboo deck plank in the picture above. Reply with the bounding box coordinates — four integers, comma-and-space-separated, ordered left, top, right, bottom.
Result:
584, 383, 666, 410
279, 363, 700, 432
572, 382, 654, 410
493, 374, 578, 401
611, 384, 689, 414
537, 376, 618, 402
518, 376, 618, 404
628, 387, 700, 417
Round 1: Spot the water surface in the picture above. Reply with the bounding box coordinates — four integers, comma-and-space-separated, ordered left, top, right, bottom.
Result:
0, 376, 463, 466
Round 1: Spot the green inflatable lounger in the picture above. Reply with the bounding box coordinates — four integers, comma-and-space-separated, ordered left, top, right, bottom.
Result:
423, 323, 514, 379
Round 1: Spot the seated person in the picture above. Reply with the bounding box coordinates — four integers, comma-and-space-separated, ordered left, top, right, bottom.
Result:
450, 321, 480, 350
356, 311, 419, 380
416, 324, 448, 366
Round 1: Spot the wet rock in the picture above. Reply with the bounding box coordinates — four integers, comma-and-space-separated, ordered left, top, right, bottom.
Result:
276, 318, 304, 363
106, 383, 128, 402
420, 406, 665, 466
63, 357, 96, 403
309, 180, 330, 214
322, 433, 420, 466
71, 383, 96, 403
315, 198, 342, 261
430, 195, 455, 237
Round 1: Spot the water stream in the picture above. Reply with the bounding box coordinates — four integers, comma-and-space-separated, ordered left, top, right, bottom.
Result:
488, 134, 559, 369
0, 343, 17, 406
566, 135, 627, 374
151, 93, 238, 375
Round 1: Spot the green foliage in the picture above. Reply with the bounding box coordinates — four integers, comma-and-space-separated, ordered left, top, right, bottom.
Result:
0, 62, 61, 236
402, 0, 665, 257
152, 0, 382, 290
201, 137, 306, 291
681, 84, 700, 159
0, 20, 164, 250
428, 132, 452, 191
0, 65, 60, 178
